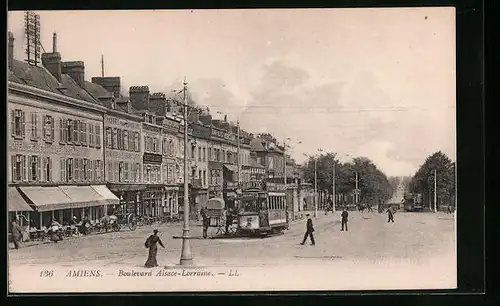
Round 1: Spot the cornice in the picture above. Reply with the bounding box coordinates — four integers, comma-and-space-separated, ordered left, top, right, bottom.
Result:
8, 81, 108, 114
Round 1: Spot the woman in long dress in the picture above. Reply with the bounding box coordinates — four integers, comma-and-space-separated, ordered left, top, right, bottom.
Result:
144, 229, 165, 268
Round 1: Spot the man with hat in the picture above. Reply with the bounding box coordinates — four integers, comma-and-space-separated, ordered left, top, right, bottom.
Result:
300, 214, 315, 245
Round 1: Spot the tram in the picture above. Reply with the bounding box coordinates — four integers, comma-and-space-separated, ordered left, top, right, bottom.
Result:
237, 180, 288, 236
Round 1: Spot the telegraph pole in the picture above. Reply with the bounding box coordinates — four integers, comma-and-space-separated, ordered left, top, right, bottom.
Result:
237, 119, 240, 185
314, 157, 318, 218
179, 78, 193, 266
355, 171, 359, 204
332, 160, 336, 213
434, 169, 437, 213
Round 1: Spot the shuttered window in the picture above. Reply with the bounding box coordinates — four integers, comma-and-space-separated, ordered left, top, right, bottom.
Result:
11, 155, 26, 182
60, 158, 66, 182
11, 109, 25, 138
30, 113, 39, 140
74, 157, 79, 181
95, 125, 101, 148
79, 158, 84, 181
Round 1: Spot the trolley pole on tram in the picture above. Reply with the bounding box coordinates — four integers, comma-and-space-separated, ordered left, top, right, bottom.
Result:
180, 78, 193, 266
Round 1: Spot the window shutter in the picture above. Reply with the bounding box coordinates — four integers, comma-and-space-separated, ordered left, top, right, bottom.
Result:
63, 119, 68, 142
37, 156, 41, 182
74, 120, 80, 143
74, 158, 79, 181
60, 158, 65, 182
48, 157, 52, 182
96, 125, 101, 147
21, 155, 26, 181
11, 155, 15, 182
31, 113, 35, 139
50, 117, 55, 142
59, 119, 64, 142
27, 155, 32, 182
79, 158, 84, 181
10, 110, 15, 136
40, 157, 49, 182
21, 111, 26, 137
34, 114, 38, 139
42, 115, 47, 140
83, 122, 87, 145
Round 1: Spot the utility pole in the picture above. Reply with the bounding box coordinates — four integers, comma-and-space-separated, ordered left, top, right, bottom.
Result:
179, 78, 193, 266
355, 171, 359, 204
237, 119, 240, 185
434, 169, 437, 213
314, 157, 318, 218
332, 160, 336, 213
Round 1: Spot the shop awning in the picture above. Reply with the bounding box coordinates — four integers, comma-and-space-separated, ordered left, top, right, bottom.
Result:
60, 185, 110, 207
19, 186, 73, 212
223, 164, 238, 172
90, 185, 120, 205
8, 187, 33, 212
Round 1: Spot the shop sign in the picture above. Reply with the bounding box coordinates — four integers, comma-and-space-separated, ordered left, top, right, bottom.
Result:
265, 182, 286, 192
143, 152, 162, 164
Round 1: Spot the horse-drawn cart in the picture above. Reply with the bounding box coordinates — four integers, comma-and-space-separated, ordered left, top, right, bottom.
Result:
203, 198, 237, 237
101, 213, 137, 232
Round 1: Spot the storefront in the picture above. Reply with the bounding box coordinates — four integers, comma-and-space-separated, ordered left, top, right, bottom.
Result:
163, 186, 179, 217
143, 185, 164, 217
18, 185, 119, 228
107, 183, 147, 216
8, 187, 33, 229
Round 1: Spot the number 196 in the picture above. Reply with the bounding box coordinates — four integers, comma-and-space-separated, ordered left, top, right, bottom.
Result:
40, 270, 54, 277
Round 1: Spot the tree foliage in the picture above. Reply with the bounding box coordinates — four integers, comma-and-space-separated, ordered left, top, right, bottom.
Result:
408, 151, 455, 207
301, 153, 393, 203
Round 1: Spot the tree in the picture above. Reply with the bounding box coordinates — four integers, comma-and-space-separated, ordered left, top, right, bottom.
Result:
409, 151, 455, 209
301, 153, 392, 205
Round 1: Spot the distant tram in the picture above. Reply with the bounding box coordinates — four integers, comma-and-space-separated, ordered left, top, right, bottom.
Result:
403, 193, 423, 212
237, 180, 288, 236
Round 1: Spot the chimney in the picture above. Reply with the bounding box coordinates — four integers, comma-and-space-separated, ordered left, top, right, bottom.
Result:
52, 32, 57, 52
129, 86, 150, 111
41, 32, 62, 81
150, 92, 167, 116
62, 61, 85, 87
8, 32, 14, 71
92, 77, 121, 98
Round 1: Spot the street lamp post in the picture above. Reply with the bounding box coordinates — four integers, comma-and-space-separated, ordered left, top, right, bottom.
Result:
179, 79, 193, 266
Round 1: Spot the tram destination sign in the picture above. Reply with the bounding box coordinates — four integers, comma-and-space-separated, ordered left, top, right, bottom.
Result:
242, 180, 263, 191
265, 182, 286, 192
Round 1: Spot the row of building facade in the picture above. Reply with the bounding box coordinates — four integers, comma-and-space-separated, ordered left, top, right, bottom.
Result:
8, 32, 314, 230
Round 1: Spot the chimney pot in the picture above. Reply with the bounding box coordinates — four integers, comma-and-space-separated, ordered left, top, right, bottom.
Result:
8, 32, 14, 71
53, 32, 57, 53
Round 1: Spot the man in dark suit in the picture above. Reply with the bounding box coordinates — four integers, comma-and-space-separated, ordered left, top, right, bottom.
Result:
300, 214, 315, 245
341, 208, 349, 231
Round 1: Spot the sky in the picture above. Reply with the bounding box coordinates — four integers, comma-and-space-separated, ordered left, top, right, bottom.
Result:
7, 8, 456, 177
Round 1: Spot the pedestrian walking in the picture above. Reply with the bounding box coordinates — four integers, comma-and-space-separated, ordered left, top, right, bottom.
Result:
386, 207, 395, 223
200, 206, 210, 239
10, 218, 23, 249
341, 208, 349, 231
144, 229, 165, 268
49, 219, 63, 243
300, 214, 315, 245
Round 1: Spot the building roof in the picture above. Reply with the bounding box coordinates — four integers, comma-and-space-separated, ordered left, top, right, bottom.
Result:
9, 59, 100, 105
250, 138, 266, 151
84, 81, 112, 99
